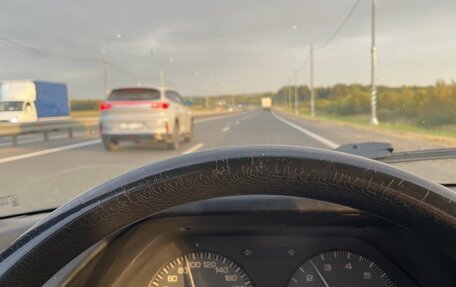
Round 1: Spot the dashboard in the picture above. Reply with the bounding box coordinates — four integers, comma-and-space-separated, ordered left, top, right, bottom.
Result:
53, 197, 455, 287
140, 236, 400, 287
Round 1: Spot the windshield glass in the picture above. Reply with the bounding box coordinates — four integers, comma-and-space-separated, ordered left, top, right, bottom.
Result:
0, 0, 455, 217
108, 88, 161, 101
0, 102, 23, 112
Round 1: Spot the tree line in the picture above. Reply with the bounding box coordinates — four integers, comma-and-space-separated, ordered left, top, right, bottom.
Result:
71, 81, 456, 127
276, 81, 456, 127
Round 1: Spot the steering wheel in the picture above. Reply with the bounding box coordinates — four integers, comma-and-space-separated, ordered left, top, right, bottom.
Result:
1, 146, 455, 286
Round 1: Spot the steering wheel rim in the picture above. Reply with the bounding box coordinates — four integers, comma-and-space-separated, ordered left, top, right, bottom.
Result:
1, 146, 455, 285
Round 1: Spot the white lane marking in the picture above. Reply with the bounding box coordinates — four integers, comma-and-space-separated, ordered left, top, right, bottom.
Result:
235, 120, 240, 125
34, 164, 136, 181
194, 110, 253, 124
241, 111, 258, 121
181, 142, 205, 155
221, 127, 230, 132
0, 140, 101, 165
271, 111, 339, 149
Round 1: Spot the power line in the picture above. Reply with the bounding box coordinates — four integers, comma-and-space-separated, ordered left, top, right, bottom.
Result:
0, 35, 99, 63
107, 61, 154, 79
297, 54, 311, 72
0, 35, 156, 80
317, 0, 361, 50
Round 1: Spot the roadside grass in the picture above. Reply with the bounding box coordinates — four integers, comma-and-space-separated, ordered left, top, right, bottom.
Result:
277, 106, 456, 142
71, 110, 100, 118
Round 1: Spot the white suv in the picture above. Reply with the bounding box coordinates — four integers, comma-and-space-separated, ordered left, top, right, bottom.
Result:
99, 86, 193, 151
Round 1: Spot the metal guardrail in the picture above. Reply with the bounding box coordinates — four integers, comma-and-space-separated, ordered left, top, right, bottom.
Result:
0, 110, 239, 146
0, 118, 99, 146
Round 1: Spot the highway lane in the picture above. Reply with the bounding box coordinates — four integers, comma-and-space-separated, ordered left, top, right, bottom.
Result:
0, 108, 451, 217
0, 111, 238, 149
0, 110, 264, 216
0, 111, 249, 160
272, 109, 445, 151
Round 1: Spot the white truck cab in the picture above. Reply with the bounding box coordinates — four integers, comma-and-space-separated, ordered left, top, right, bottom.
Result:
0, 81, 38, 123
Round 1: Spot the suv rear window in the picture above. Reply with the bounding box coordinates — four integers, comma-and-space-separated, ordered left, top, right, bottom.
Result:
108, 88, 160, 101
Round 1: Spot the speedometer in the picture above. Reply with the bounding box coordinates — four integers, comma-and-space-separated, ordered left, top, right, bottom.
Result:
287, 250, 397, 287
149, 251, 253, 287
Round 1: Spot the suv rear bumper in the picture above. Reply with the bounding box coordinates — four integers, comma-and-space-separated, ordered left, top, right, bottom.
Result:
102, 133, 171, 142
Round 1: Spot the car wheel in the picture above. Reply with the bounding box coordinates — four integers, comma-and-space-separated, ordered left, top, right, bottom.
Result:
102, 137, 118, 151
167, 121, 180, 150
184, 119, 193, 143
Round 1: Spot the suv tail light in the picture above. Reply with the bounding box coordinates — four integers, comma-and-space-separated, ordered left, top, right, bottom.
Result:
100, 101, 168, 110
100, 102, 112, 111
151, 102, 170, 109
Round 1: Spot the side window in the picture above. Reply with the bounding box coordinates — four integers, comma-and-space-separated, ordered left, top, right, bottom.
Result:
165, 91, 176, 103
175, 93, 185, 104
165, 91, 182, 105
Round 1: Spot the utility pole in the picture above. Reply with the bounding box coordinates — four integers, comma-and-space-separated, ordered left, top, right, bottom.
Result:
278, 90, 281, 108
310, 43, 315, 117
294, 69, 298, 114
288, 79, 292, 112
370, 0, 379, 125
280, 90, 285, 107
281, 90, 284, 108
102, 49, 109, 98
282, 89, 284, 108
160, 68, 165, 86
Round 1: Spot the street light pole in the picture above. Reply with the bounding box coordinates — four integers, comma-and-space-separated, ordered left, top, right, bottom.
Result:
288, 79, 292, 112
160, 68, 165, 86
101, 34, 122, 98
291, 25, 315, 117
370, 0, 379, 125
310, 43, 315, 117
102, 48, 109, 98
294, 69, 298, 114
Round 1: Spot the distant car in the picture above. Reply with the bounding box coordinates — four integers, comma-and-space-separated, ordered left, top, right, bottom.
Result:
99, 86, 193, 151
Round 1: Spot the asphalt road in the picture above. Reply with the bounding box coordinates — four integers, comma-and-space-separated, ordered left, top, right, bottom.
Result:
0, 108, 453, 217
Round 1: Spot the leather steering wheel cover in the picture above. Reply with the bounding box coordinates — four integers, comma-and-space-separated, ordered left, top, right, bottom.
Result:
0, 146, 455, 285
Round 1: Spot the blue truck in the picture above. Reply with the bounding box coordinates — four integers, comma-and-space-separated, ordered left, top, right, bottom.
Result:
0, 80, 70, 123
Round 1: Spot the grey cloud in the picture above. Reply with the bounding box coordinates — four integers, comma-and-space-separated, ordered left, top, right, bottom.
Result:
0, 0, 455, 98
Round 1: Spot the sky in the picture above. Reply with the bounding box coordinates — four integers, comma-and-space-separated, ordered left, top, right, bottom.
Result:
0, 0, 455, 99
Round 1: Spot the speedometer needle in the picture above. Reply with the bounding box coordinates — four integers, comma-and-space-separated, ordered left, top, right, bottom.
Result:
185, 259, 197, 287
309, 259, 330, 287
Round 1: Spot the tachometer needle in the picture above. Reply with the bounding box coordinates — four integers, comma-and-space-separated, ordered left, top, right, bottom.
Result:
185, 259, 197, 287
309, 259, 330, 287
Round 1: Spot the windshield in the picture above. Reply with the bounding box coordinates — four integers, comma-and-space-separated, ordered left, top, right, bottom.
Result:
0, 102, 23, 112
0, 0, 455, 217
108, 88, 161, 101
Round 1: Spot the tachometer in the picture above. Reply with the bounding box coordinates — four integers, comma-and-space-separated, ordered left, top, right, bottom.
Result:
287, 250, 397, 287
149, 251, 253, 287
